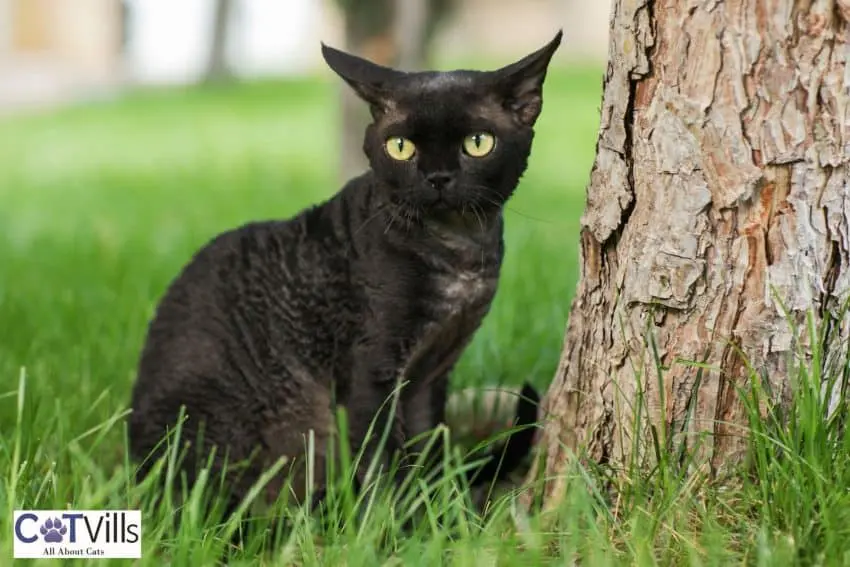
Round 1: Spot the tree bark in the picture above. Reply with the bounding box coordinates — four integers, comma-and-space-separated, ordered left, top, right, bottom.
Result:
527, 0, 850, 512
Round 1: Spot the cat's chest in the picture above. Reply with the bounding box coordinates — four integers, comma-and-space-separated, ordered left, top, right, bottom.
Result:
400, 268, 498, 384
432, 268, 496, 314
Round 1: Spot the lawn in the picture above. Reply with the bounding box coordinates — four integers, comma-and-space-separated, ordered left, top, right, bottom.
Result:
0, 63, 598, 565
1, 62, 848, 566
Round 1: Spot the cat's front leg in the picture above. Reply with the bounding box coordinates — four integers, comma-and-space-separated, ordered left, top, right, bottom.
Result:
347, 356, 409, 490
400, 373, 449, 479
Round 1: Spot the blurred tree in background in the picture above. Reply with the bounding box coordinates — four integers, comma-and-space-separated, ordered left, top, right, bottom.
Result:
205, 0, 236, 83
198, 0, 457, 177
334, 0, 458, 179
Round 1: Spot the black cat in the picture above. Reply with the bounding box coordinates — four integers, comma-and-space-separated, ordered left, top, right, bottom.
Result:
128, 31, 561, 517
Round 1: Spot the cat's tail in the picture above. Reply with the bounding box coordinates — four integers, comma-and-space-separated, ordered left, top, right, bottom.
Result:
463, 382, 540, 488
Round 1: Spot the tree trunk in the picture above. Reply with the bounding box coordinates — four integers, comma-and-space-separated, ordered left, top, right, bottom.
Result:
527, 0, 850, 512
336, 0, 455, 180
337, 0, 397, 181
394, 0, 430, 71
204, 0, 235, 83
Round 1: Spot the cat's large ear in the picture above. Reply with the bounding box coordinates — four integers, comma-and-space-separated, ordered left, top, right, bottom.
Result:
490, 30, 563, 126
321, 43, 405, 118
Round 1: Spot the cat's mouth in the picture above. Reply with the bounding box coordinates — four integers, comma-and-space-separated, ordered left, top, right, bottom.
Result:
391, 191, 496, 228
419, 189, 470, 212
392, 193, 452, 215
428, 196, 453, 211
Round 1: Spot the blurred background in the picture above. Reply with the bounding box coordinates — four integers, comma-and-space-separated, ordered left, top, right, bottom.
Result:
0, 0, 609, 175
0, 1, 607, 464
0, 0, 609, 101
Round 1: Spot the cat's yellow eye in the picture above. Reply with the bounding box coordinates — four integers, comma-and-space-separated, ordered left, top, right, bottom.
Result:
462, 132, 496, 157
385, 136, 416, 161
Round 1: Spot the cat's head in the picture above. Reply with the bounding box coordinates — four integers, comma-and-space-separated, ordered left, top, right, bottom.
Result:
322, 31, 562, 221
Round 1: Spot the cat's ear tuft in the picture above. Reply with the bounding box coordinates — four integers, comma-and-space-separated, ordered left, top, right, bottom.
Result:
321, 42, 404, 117
491, 30, 563, 126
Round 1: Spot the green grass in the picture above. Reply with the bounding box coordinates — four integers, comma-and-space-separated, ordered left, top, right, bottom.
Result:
1, 64, 849, 566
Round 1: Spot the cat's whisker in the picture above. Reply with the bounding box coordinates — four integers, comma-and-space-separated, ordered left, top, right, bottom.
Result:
467, 188, 502, 212
406, 207, 420, 234
468, 202, 486, 233
352, 202, 391, 237
383, 210, 397, 235
468, 184, 554, 225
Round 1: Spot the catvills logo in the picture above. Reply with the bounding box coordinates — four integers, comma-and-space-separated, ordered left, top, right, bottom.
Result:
13, 510, 141, 559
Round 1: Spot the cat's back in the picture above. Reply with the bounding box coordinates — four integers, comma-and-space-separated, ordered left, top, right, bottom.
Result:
128, 203, 365, 488
133, 203, 359, 395
143, 218, 303, 334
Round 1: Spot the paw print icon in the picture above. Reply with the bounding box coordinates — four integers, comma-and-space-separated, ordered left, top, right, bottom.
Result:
40, 518, 68, 543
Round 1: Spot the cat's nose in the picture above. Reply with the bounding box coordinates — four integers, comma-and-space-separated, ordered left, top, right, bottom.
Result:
425, 172, 453, 191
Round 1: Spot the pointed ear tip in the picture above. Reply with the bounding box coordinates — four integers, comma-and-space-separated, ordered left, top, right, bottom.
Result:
551, 29, 564, 46
320, 42, 341, 57
320, 42, 345, 67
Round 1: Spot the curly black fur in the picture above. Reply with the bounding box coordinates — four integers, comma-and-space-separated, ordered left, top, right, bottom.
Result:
128, 31, 561, 516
